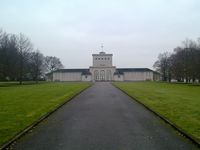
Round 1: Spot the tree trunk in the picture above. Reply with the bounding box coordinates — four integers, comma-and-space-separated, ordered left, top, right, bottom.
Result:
19, 57, 23, 85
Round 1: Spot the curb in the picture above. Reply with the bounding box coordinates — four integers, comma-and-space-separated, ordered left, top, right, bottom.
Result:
112, 83, 200, 148
0, 84, 93, 150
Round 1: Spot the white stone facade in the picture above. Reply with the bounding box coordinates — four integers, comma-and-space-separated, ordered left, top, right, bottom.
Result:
53, 72, 82, 81
46, 52, 160, 82
92, 52, 113, 67
123, 71, 153, 81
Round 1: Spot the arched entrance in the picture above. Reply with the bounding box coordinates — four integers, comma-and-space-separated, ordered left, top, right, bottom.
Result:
100, 70, 105, 81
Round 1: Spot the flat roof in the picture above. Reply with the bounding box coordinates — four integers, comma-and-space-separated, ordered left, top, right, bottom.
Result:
48, 68, 155, 75
53, 69, 91, 75
92, 51, 113, 56
114, 68, 153, 75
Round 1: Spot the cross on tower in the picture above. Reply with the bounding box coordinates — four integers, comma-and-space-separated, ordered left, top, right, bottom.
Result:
101, 43, 104, 52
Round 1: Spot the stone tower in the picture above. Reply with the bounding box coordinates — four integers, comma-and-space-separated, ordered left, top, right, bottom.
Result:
90, 51, 116, 81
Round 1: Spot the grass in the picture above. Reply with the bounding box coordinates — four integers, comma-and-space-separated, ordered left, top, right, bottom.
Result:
113, 82, 200, 142
0, 82, 91, 147
0, 81, 41, 86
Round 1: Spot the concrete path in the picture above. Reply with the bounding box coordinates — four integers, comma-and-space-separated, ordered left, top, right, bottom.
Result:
13, 82, 196, 150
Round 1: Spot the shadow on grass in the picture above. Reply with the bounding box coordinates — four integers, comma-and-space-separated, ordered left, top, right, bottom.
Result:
155, 81, 200, 86
0, 81, 47, 87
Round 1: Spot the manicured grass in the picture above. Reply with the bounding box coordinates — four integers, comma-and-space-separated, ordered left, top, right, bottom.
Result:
0, 82, 91, 146
113, 82, 200, 142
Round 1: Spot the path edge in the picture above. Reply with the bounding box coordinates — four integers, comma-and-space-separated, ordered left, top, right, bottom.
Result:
0, 83, 93, 150
112, 83, 200, 148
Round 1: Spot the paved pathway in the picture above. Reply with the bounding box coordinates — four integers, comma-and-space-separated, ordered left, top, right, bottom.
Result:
13, 82, 196, 150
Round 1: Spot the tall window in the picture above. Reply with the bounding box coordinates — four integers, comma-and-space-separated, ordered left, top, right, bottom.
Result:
94, 70, 99, 80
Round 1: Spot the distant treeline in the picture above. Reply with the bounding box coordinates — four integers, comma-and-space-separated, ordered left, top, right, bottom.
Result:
0, 29, 63, 84
154, 38, 200, 83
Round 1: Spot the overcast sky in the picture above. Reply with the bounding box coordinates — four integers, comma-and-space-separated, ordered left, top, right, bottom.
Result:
1, 0, 200, 69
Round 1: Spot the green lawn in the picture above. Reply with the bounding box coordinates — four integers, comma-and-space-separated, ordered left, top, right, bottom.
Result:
0, 82, 91, 147
113, 82, 200, 142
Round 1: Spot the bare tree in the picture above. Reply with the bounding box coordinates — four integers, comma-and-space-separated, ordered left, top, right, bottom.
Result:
0, 29, 3, 40
154, 38, 200, 83
153, 52, 171, 82
5, 34, 19, 80
17, 33, 33, 84
0, 31, 8, 79
44, 56, 63, 73
0, 29, 64, 83
0, 32, 18, 80
30, 50, 44, 83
